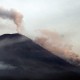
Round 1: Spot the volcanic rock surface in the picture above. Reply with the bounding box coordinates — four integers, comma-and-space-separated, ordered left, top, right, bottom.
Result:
0, 33, 79, 80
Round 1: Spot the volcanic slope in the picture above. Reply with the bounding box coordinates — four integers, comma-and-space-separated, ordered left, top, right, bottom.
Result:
0, 34, 79, 80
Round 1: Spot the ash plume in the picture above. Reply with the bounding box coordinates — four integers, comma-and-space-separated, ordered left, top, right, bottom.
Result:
0, 7, 23, 32
34, 29, 80, 65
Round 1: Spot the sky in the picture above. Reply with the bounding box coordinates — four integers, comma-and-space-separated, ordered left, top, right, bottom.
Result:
0, 0, 80, 55
0, 0, 80, 34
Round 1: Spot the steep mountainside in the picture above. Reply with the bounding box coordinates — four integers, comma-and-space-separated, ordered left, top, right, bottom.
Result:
0, 34, 79, 80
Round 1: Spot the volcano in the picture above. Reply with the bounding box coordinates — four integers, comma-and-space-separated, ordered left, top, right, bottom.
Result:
0, 33, 79, 80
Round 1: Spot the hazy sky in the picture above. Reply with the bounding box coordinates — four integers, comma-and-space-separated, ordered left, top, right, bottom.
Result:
0, 0, 80, 34
0, 0, 80, 48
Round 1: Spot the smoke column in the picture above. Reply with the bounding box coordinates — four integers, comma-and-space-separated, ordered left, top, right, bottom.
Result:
0, 7, 23, 32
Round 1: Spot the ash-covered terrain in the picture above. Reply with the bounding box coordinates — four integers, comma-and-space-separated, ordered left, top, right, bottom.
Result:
0, 33, 79, 80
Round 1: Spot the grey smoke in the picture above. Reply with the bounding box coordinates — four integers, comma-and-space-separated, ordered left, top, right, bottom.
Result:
0, 8, 13, 19
0, 7, 23, 29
